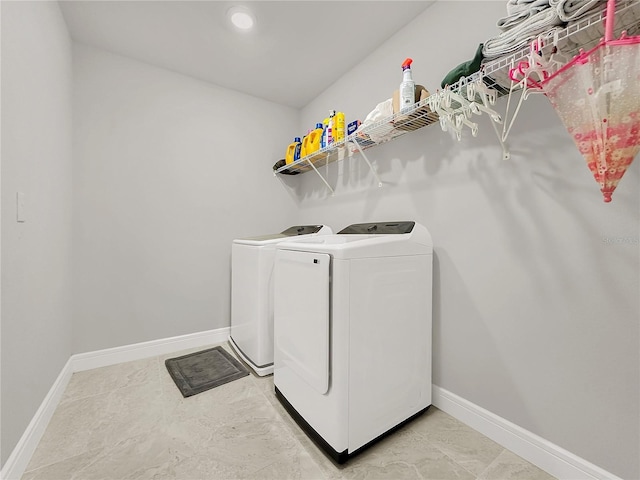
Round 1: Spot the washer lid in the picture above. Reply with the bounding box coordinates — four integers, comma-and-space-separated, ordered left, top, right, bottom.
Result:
337, 221, 415, 235
234, 225, 332, 245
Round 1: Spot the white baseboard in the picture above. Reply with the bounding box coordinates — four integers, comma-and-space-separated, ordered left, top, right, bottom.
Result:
432, 385, 622, 480
1, 357, 74, 480
0, 327, 230, 480
71, 327, 230, 372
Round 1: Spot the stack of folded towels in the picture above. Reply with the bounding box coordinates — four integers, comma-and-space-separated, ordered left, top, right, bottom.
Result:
481, 0, 640, 90
483, 0, 611, 60
441, 0, 640, 91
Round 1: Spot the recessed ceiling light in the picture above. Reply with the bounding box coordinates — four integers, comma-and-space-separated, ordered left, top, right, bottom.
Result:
227, 6, 255, 31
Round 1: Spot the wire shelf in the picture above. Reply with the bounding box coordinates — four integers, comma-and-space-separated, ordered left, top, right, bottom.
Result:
274, 100, 439, 175
275, 1, 640, 183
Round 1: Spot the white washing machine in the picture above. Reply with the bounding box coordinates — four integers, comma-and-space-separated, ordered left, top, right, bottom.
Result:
273, 221, 433, 463
229, 225, 332, 376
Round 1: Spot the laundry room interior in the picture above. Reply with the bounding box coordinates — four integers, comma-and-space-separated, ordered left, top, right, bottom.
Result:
1, 1, 639, 479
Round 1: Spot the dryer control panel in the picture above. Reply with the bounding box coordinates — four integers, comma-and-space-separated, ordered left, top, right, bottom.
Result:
337, 221, 415, 235
281, 225, 326, 236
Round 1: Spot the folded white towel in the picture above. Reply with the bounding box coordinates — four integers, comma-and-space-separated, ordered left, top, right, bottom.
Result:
550, 0, 605, 22
484, 8, 564, 59
506, 0, 552, 15
498, 0, 552, 31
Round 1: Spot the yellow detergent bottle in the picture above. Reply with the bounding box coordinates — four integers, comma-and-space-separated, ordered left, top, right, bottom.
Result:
285, 137, 302, 165
301, 135, 309, 158
306, 123, 324, 156
334, 112, 346, 143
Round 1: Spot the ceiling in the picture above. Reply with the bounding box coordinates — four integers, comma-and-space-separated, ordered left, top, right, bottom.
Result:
59, 1, 435, 109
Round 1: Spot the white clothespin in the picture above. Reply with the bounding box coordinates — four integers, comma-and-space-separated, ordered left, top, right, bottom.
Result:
468, 79, 498, 106
455, 114, 479, 137
459, 77, 502, 124
476, 102, 503, 124
430, 91, 463, 140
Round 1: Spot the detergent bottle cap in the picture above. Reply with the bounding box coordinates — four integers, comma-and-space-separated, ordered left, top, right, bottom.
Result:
316, 123, 323, 129
402, 58, 413, 71
294, 137, 301, 142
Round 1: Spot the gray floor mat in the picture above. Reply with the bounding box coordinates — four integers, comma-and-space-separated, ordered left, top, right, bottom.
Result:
165, 346, 249, 397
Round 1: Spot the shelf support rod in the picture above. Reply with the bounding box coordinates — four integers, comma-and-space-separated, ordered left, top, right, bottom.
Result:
305, 158, 335, 195
489, 115, 510, 160
350, 139, 383, 187
472, 81, 511, 161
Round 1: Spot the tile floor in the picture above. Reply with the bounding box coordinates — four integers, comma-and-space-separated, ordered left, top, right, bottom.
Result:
22, 343, 556, 480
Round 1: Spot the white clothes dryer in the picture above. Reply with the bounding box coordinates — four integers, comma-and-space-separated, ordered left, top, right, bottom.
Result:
273, 221, 433, 463
229, 225, 332, 376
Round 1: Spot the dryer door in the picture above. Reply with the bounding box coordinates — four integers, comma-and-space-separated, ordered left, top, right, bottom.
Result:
274, 249, 330, 394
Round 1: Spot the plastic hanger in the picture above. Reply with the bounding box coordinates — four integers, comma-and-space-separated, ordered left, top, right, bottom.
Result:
502, 39, 551, 142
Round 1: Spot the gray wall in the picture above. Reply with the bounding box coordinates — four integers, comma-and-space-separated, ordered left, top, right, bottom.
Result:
2, 2, 638, 478
71, 44, 299, 353
1, 1, 74, 467
292, 2, 639, 479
